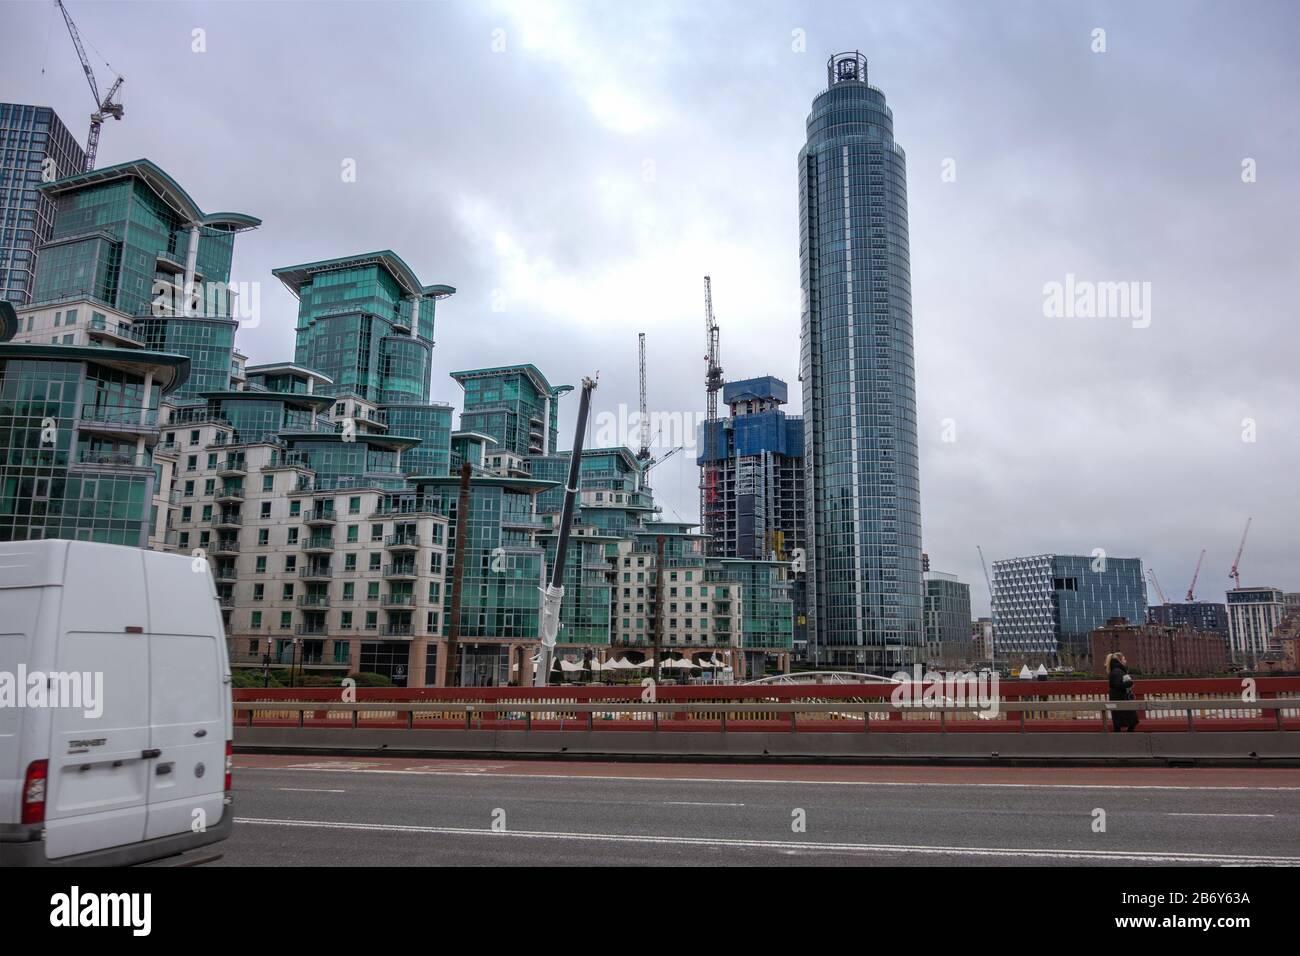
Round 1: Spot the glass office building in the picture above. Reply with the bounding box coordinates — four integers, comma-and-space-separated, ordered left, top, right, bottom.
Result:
992, 554, 1148, 662
798, 52, 923, 670
0, 104, 86, 306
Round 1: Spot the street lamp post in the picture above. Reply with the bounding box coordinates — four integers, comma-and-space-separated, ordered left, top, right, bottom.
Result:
263, 637, 273, 688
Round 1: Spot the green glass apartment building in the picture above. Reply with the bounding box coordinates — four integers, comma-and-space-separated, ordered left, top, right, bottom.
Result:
0, 334, 190, 546
798, 53, 923, 671
276, 251, 454, 405
452, 365, 571, 458
30, 159, 260, 405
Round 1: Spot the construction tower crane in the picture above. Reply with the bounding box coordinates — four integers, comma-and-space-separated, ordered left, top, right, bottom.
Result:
636, 333, 650, 461
1185, 548, 1206, 603
1147, 568, 1169, 606
57, 0, 125, 172
1229, 517, 1252, 590
700, 276, 724, 546
977, 545, 996, 670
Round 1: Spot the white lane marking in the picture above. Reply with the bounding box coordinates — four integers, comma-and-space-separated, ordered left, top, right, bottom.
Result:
1167, 812, 1276, 818
275, 787, 347, 793
236, 765, 1300, 792
234, 817, 1300, 865
665, 801, 745, 807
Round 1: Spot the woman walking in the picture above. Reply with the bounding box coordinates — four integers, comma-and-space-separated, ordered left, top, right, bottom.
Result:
1106, 652, 1140, 732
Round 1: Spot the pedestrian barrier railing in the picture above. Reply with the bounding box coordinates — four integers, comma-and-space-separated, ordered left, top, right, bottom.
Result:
232, 697, 1299, 734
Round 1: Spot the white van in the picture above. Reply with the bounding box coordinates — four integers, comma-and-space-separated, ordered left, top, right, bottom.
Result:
0, 540, 233, 866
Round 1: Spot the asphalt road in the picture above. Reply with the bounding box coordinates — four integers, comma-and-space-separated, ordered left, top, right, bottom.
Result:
216, 756, 1300, 866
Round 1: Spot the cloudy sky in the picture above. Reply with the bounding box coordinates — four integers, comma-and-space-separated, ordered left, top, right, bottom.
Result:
4, 0, 1297, 613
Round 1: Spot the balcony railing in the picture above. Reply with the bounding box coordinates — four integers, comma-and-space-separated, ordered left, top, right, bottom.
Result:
303, 535, 335, 551
79, 404, 158, 429
298, 564, 333, 578
296, 595, 331, 609
384, 533, 420, 549
73, 449, 153, 468
382, 594, 415, 607
384, 623, 414, 637
383, 564, 417, 578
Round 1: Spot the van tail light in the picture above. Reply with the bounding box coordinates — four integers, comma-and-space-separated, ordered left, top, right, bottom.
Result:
21, 759, 48, 825
224, 740, 233, 793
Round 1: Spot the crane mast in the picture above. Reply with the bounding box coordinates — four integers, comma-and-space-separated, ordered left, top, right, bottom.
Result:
637, 332, 650, 461
57, 0, 125, 172
1229, 517, 1252, 590
700, 276, 723, 549
977, 545, 995, 669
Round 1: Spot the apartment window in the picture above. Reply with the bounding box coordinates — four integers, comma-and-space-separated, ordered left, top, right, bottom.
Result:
370, 523, 383, 542
340, 612, 353, 630
364, 611, 378, 631
257, 529, 269, 546
279, 612, 292, 630
189, 430, 200, 446
207, 453, 217, 469
342, 582, 355, 601
181, 506, 192, 522
255, 556, 267, 573
367, 582, 379, 600
183, 480, 194, 496
251, 612, 262, 629
178, 532, 190, 548
261, 501, 271, 518
253, 583, 264, 601
349, 496, 361, 515
369, 553, 381, 571
347, 525, 359, 543
344, 554, 357, 571
187, 456, 197, 472
289, 501, 301, 517
333, 640, 350, 663
204, 479, 215, 495
285, 556, 297, 573
287, 527, 299, 544
263, 475, 274, 492
281, 583, 294, 600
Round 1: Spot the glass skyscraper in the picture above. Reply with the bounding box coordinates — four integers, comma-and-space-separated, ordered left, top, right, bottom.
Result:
798, 52, 922, 670
0, 104, 85, 307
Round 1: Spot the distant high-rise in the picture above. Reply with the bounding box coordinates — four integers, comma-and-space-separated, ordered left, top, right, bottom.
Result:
798, 52, 923, 670
0, 104, 85, 307
992, 554, 1147, 662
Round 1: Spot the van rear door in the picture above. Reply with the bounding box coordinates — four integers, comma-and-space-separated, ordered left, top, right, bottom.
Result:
141, 548, 229, 841
144, 632, 226, 840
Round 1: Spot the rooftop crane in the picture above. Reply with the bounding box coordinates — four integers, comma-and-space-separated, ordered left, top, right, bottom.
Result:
1147, 568, 1169, 606
1185, 548, 1206, 603
1229, 517, 1252, 590
56, 0, 124, 172
636, 332, 650, 461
